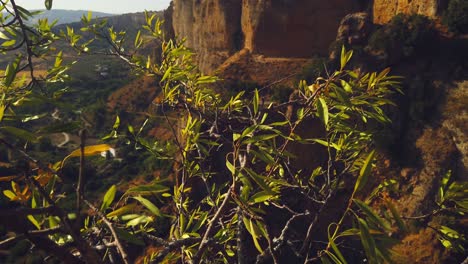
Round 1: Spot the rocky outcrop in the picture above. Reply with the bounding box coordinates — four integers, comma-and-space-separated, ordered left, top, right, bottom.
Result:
171, 0, 360, 76
241, 0, 358, 57
372, 0, 449, 24
171, 0, 242, 73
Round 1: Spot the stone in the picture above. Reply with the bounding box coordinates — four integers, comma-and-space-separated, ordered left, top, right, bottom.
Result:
171, 0, 359, 74
372, 0, 445, 24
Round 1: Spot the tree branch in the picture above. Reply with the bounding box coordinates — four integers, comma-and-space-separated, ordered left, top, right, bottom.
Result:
84, 199, 130, 264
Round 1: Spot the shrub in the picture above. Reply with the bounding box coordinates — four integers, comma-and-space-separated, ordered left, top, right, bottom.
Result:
443, 0, 468, 34
368, 14, 435, 59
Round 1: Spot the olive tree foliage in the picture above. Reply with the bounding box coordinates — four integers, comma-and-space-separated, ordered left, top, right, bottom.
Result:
2, 1, 463, 264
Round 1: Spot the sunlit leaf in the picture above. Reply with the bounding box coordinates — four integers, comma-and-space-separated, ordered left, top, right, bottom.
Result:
133, 196, 162, 217
28, 215, 41, 230
3, 189, 16, 200
354, 150, 375, 193
125, 184, 169, 196
317, 97, 329, 126
101, 185, 116, 211
107, 204, 137, 218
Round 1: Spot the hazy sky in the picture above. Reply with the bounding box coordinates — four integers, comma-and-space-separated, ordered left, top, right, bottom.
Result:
14, 0, 171, 14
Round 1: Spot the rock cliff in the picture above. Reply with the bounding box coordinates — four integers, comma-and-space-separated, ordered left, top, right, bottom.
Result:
171, 0, 361, 80
372, 0, 448, 24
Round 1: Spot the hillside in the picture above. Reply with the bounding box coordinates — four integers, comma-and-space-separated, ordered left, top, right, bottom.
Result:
28, 9, 114, 25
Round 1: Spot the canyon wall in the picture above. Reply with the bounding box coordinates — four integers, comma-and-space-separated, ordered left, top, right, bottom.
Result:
171, 0, 242, 73
171, 0, 360, 76
372, 0, 448, 24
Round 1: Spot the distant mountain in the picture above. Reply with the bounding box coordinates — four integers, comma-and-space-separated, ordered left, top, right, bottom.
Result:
29, 9, 115, 25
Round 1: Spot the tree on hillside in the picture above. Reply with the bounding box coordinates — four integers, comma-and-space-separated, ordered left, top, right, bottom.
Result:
0, 1, 466, 263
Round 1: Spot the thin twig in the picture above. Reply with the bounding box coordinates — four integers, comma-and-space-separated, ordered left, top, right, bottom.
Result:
192, 180, 236, 263
143, 234, 200, 263
76, 129, 86, 214
84, 199, 130, 264
0, 226, 63, 248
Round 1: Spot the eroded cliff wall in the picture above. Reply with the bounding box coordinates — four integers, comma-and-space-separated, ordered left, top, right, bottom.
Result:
372, 0, 448, 24
172, 0, 360, 75
172, 0, 242, 73
241, 0, 357, 57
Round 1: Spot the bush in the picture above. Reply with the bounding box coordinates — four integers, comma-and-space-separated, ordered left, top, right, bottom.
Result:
296, 56, 328, 83
368, 14, 435, 58
443, 0, 468, 34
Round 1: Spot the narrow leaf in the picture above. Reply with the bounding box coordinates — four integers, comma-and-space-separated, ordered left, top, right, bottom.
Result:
101, 185, 116, 211
354, 150, 375, 193
133, 196, 161, 217
317, 97, 329, 126
358, 218, 377, 264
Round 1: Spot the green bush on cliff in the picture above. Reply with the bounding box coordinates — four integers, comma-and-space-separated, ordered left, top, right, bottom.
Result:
443, 0, 468, 34
368, 14, 435, 58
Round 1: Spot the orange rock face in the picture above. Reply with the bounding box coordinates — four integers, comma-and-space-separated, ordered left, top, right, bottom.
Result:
372, 0, 441, 24
171, 0, 359, 74
241, 0, 357, 57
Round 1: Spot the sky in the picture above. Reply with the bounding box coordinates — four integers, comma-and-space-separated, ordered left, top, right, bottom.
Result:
14, 0, 172, 14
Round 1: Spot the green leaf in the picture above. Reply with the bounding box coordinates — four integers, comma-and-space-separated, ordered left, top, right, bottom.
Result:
133, 196, 162, 217
329, 241, 347, 264
27, 215, 41, 230
325, 251, 344, 264
321, 256, 334, 264
249, 191, 274, 204
341, 80, 353, 93
244, 168, 274, 194
125, 184, 169, 196
37, 122, 81, 134
113, 116, 121, 129
250, 149, 275, 164
134, 30, 141, 47
114, 228, 145, 246
3, 189, 16, 200
0, 30, 9, 40
317, 97, 329, 126
49, 216, 59, 228
107, 204, 137, 218
1, 39, 16, 47
226, 159, 235, 175
45, 0, 52, 10
101, 185, 116, 211
358, 218, 377, 264
340, 46, 347, 70
242, 217, 263, 253
0, 104, 5, 122
161, 66, 172, 82
354, 150, 375, 193
0, 126, 38, 142
354, 199, 391, 231
340, 46, 353, 70
385, 200, 407, 233
253, 89, 259, 115
126, 215, 153, 227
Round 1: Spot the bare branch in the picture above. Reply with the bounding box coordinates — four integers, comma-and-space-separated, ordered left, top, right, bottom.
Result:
84, 199, 130, 264
0, 226, 63, 248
